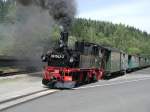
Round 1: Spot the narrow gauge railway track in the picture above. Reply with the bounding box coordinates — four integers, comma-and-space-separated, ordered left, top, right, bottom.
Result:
0, 56, 40, 77
0, 71, 28, 77
0, 71, 38, 77
0, 89, 59, 111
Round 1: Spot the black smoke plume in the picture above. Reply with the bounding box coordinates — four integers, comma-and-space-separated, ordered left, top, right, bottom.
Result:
17, 0, 76, 31
11, 0, 76, 70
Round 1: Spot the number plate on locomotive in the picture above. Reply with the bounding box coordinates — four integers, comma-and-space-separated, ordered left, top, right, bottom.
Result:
51, 54, 65, 59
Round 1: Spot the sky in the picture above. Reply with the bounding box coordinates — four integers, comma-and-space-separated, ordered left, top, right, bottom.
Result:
76, 0, 150, 33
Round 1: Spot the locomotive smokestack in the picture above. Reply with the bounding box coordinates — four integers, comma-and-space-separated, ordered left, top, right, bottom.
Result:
60, 32, 69, 45
59, 26, 69, 48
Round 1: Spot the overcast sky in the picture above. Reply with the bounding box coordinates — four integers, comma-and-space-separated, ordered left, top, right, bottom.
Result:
76, 0, 150, 33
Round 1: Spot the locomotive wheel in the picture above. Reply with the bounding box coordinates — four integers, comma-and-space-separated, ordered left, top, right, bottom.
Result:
91, 75, 97, 82
42, 79, 49, 86
104, 73, 111, 80
75, 82, 80, 87
85, 76, 90, 84
93, 75, 98, 82
48, 81, 56, 89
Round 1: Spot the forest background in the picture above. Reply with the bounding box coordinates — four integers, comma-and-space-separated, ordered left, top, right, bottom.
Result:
0, 0, 150, 58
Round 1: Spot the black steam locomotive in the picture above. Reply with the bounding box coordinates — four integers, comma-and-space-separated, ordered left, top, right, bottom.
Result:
41, 31, 150, 89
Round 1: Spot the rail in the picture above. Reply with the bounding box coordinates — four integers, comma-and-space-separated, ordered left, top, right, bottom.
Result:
0, 56, 41, 75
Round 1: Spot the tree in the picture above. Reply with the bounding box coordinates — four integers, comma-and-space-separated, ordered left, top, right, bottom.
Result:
70, 18, 150, 56
0, 0, 15, 23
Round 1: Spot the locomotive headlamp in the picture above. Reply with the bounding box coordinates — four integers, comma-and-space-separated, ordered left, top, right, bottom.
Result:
70, 57, 74, 63
42, 56, 46, 61
41, 55, 47, 62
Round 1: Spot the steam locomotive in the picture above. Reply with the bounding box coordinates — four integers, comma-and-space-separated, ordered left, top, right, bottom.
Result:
41, 31, 150, 89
